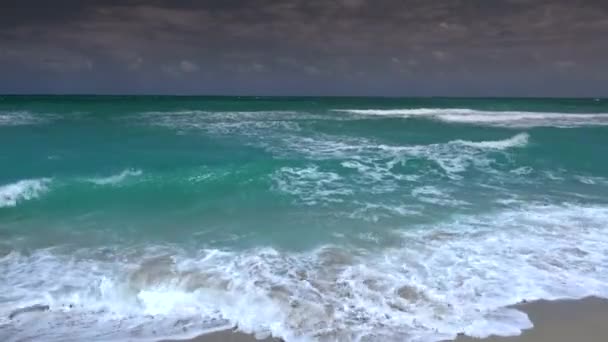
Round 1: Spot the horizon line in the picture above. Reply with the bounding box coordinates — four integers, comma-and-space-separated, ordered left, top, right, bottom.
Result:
0, 94, 605, 100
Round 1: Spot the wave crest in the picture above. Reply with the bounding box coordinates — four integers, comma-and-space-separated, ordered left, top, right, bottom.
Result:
333, 108, 608, 127
0, 178, 50, 208
453, 132, 529, 150
0, 111, 48, 126
87, 169, 143, 186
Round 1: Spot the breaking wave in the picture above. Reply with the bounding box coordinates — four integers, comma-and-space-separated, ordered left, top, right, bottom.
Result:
0, 111, 50, 126
0, 178, 51, 208
333, 108, 608, 127
453, 133, 529, 149
2, 203, 608, 342
86, 169, 143, 186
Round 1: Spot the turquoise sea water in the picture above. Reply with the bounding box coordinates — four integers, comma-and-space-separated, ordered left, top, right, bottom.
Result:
1, 96, 608, 341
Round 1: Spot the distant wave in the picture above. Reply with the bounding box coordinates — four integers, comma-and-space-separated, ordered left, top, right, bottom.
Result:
411, 185, 469, 206
141, 110, 299, 116
453, 132, 529, 150
0, 178, 50, 208
137, 110, 305, 136
86, 169, 143, 186
333, 108, 608, 127
273, 166, 353, 205
0, 111, 49, 126
272, 133, 530, 205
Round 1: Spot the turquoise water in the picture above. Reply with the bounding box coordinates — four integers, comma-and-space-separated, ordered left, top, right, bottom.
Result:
1, 96, 608, 341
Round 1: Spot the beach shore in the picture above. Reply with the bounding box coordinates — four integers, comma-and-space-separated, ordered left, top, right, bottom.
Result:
167, 297, 608, 342
161, 329, 281, 342
453, 296, 608, 342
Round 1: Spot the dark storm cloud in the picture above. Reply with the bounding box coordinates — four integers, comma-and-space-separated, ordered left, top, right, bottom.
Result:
1, 0, 607, 95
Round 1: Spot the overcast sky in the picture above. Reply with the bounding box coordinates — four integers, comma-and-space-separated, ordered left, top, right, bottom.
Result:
1, 0, 607, 96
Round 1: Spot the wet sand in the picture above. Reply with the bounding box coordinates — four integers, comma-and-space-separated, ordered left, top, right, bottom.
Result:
161, 329, 281, 342
168, 297, 608, 342
453, 296, 608, 342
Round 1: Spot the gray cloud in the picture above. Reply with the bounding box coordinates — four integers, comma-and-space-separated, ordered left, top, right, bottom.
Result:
163, 60, 201, 77
0, 0, 607, 95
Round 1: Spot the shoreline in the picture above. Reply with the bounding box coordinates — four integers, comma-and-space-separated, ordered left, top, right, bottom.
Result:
166, 297, 608, 342
452, 296, 608, 342
160, 329, 281, 342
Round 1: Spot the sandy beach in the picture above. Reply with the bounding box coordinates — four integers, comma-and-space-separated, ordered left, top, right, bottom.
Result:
453, 297, 608, 342
168, 297, 608, 342
161, 329, 281, 342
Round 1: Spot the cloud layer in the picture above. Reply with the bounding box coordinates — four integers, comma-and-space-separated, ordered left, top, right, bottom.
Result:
1, 0, 607, 96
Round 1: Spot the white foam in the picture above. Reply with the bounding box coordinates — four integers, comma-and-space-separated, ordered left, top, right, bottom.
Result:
333, 108, 608, 127
349, 202, 422, 222
272, 166, 352, 204
2, 203, 608, 342
0, 111, 48, 126
87, 169, 142, 186
543, 170, 565, 181
142, 110, 299, 117
0, 178, 50, 208
411, 186, 468, 206
454, 133, 529, 150
510, 166, 534, 176
282, 132, 527, 182
139, 110, 306, 134
411, 185, 445, 197
138, 108, 531, 186
573, 175, 608, 185
270, 133, 528, 208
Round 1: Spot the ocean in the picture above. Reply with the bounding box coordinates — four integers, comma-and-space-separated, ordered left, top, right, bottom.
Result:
1, 96, 608, 342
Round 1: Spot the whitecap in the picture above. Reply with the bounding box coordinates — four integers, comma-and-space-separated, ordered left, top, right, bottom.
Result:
348, 201, 422, 221
137, 110, 306, 134
453, 133, 529, 150
0, 178, 50, 208
573, 175, 608, 185
272, 166, 352, 205
0, 111, 48, 126
510, 166, 534, 176
86, 169, 142, 186
333, 108, 608, 128
411, 185, 468, 206
275, 133, 527, 188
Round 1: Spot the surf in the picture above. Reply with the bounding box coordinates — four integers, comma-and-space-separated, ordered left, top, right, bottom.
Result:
2, 203, 608, 342
0, 178, 50, 208
333, 108, 608, 127
2, 97, 608, 342
86, 169, 143, 186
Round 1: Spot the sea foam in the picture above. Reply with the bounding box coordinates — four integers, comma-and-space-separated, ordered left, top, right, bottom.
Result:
86, 169, 142, 186
0, 178, 50, 208
0, 111, 47, 126
453, 132, 529, 150
1, 203, 608, 342
333, 108, 608, 127
272, 133, 530, 205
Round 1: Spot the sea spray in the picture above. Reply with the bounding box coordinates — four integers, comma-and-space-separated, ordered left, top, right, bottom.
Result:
0, 179, 50, 208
